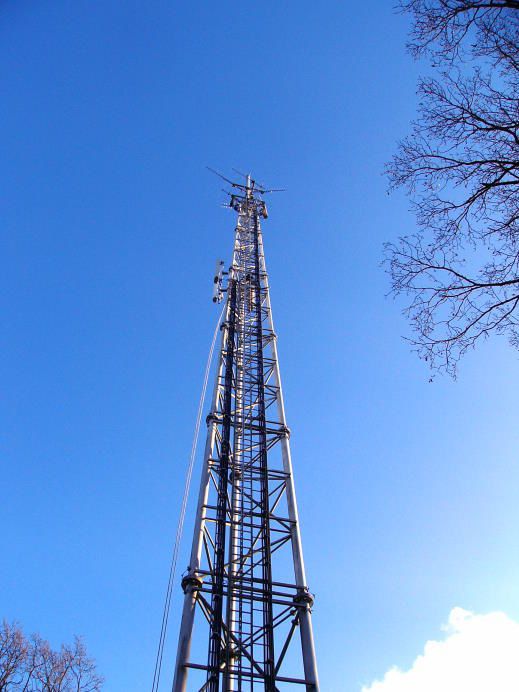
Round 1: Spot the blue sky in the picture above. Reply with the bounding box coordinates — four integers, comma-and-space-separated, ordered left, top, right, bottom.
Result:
2, 2, 519, 690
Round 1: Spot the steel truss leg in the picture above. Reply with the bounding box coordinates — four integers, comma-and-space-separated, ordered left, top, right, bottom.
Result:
172, 296, 233, 692
258, 229, 320, 692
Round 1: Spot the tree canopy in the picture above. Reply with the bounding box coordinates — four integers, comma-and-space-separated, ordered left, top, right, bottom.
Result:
387, 0, 519, 375
0, 621, 103, 691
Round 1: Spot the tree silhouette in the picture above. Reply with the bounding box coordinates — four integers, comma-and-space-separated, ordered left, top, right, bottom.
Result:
387, 0, 519, 375
0, 621, 103, 691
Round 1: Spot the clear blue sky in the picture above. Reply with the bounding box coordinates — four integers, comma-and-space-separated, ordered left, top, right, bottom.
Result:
2, 2, 519, 690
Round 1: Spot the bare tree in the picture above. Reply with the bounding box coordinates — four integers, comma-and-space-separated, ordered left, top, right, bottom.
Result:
65, 638, 103, 692
402, 0, 519, 60
0, 622, 27, 690
0, 622, 103, 691
386, 1, 519, 374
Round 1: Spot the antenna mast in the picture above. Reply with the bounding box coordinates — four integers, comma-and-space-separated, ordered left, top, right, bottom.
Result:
172, 173, 319, 691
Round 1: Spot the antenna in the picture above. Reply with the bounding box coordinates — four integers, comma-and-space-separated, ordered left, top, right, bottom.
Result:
206, 167, 286, 196
231, 167, 249, 180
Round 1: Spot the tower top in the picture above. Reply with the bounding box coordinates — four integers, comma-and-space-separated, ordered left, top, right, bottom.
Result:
206, 167, 285, 219
206, 166, 285, 198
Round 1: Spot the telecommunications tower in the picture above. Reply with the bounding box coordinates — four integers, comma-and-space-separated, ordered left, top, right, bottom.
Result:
173, 173, 319, 691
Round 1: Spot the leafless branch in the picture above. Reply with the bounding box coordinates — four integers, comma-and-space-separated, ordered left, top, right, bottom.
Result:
387, 1, 519, 374
0, 622, 103, 691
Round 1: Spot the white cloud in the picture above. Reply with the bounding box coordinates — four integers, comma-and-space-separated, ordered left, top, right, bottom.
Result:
362, 607, 519, 692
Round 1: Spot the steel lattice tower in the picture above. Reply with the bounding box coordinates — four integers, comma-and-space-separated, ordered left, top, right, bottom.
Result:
173, 175, 319, 692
